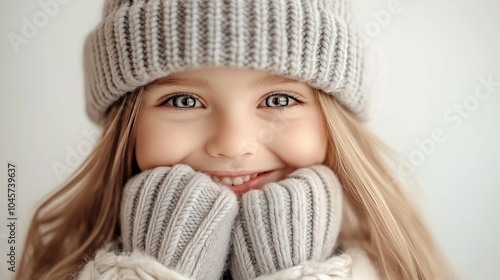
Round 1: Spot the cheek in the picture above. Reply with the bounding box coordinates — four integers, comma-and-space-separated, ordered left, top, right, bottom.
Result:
271, 116, 327, 167
135, 117, 200, 171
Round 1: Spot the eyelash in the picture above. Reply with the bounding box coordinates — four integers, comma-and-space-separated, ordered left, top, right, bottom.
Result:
159, 93, 202, 112
264, 92, 304, 111
158, 92, 304, 111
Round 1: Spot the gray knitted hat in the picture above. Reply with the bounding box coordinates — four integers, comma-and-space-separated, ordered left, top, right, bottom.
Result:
83, 0, 368, 125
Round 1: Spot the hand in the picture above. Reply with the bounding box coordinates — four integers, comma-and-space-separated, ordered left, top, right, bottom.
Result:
229, 165, 343, 280
120, 164, 239, 280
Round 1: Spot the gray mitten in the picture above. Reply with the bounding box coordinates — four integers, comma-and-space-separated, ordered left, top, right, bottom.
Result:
229, 165, 343, 280
120, 164, 239, 280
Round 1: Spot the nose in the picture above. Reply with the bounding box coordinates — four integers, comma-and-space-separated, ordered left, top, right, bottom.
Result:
205, 113, 260, 159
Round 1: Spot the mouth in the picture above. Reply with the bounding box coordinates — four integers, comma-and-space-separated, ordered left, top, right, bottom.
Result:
210, 171, 274, 195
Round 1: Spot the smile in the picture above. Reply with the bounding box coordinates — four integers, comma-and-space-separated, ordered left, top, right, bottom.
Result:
211, 172, 264, 186
199, 169, 276, 195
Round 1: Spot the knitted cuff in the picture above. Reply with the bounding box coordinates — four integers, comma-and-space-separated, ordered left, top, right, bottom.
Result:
120, 164, 239, 280
230, 165, 343, 280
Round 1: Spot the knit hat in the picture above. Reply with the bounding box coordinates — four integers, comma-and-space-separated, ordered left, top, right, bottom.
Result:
83, 0, 369, 125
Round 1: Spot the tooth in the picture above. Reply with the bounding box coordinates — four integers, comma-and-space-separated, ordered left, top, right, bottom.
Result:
233, 177, 244, 185
243, 175, 250, 182
251, 173, 258, 178
221, 178, 232, 185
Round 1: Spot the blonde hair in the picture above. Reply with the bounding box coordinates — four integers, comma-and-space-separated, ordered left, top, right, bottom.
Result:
317, 91, 456, 279
15, 88, 144, 280
16, 87, 455, 279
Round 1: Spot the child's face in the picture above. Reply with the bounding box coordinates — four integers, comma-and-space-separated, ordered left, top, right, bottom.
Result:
135, 67, 327, 195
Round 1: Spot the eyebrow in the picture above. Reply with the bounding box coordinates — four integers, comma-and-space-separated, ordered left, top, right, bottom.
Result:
249, 75, 302, 88
148, 74, 301, 89
148, 76, 210, 88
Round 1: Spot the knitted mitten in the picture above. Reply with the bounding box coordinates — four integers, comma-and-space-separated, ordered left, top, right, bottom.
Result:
120, 164, 239, 280
229, 165, 343, 280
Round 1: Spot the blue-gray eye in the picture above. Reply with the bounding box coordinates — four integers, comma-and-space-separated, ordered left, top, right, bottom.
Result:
264, 93, 297, 108
164, 94, 202, 108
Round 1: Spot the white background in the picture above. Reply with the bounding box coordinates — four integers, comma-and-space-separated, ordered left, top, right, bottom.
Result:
1, 0, 499, 279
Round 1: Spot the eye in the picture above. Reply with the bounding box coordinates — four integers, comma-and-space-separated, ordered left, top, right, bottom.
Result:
260, 92, 303, 109
159, 93, 203, 109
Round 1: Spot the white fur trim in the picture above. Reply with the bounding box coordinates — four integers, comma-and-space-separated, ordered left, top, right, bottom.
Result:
77, 241, 378, 280
256, 247, 379, 280
346, 247, 380, 280
77, 241, 191, 280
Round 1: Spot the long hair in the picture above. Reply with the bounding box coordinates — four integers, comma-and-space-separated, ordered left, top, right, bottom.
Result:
17, 85, 455, 280
316, 91, 456, 279
15, 88, 144, 280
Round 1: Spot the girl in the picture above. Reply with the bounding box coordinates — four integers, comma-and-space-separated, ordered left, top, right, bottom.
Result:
16, 0, 456, 279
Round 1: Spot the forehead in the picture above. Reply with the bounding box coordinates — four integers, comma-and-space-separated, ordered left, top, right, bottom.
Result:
147, 67, 306, 89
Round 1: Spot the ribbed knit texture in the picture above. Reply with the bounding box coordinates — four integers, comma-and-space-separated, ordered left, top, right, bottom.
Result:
83, 0, 368, 125
77, 240, 380, 280
120, 164, 239, 280
229, 165, 343, 280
